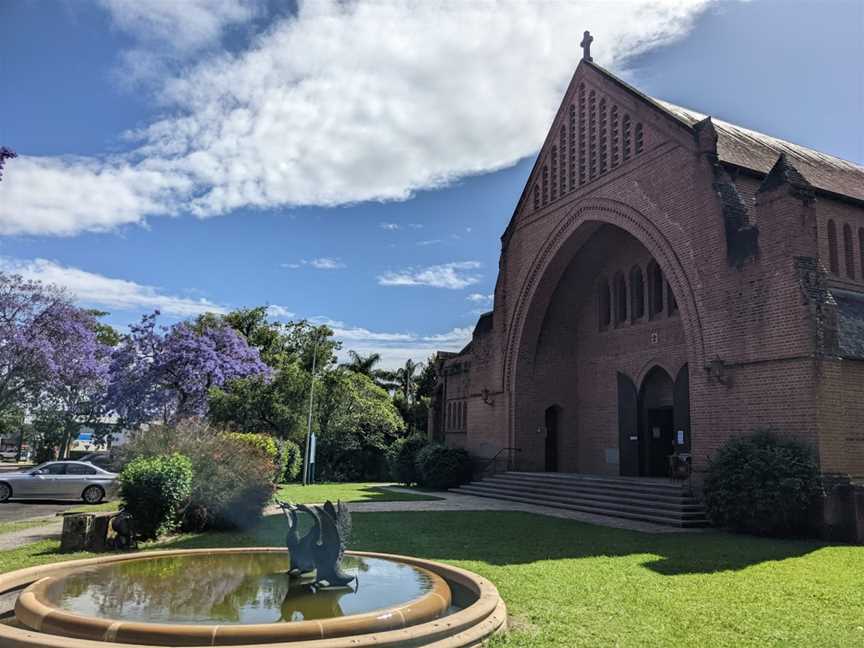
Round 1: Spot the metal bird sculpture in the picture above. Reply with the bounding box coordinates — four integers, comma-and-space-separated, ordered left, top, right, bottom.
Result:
277, 499, 355, 589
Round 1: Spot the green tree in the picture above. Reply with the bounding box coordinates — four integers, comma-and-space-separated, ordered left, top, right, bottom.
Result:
205, 308, 339, 441
342, 350, 394, 389
315, 370, 405, 481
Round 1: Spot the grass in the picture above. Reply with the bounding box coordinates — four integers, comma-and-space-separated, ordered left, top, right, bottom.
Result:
68, 500, 121, 514
274, 482, 441, 504
1, 511, 862, 647
0, 517, 57, 536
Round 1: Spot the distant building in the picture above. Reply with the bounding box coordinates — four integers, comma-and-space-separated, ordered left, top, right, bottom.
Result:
431, 48, 864, 494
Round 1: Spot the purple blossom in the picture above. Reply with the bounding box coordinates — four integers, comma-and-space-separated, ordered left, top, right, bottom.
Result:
0, 273, 109, 415
106, 311, 270, 426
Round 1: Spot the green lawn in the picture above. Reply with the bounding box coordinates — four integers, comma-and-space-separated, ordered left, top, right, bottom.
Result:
2, 511, 862, 647
274, 482, 441, 504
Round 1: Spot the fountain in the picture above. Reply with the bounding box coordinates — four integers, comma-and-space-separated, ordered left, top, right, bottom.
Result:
0, 501, 506, 647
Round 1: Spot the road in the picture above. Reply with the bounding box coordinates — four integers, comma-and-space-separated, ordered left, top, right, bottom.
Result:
0, 500, 75, 523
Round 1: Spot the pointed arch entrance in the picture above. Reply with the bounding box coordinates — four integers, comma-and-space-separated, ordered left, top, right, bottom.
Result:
618, 364, 691, 477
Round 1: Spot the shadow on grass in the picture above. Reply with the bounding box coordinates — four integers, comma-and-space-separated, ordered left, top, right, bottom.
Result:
148, 510, 833, 577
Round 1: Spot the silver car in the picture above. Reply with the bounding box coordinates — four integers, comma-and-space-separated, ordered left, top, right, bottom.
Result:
0, 461, 118, 504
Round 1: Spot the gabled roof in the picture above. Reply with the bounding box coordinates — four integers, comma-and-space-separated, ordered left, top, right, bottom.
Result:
655, 100, 864, 203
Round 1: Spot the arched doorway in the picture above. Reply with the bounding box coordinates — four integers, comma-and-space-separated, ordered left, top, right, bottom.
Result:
544, 405, 560, 472
506, 200, 703, 475
618, 364, 690, 477
639, 367, 674, 477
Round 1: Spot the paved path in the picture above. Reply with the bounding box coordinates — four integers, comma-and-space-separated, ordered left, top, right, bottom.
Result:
272, 488, 702, 534
0, 519, 62, 550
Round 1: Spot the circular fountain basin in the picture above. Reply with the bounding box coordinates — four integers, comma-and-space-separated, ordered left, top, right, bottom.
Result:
0, 548, 506, 647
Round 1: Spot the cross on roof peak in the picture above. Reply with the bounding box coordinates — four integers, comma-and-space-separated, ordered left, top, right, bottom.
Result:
581, 30, 593, 62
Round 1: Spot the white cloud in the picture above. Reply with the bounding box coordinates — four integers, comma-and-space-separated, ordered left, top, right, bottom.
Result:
0, 257, 225, 316
379, 222, 400, 231
466, 293, 493, 303
266, 304, 295, 318
416, 239, 442, 246
378, 261, 481, 289
0, 0, 716, 236
324, 320, 473, 370
309, 257, 345, 270
99, 0, 261, 53
282, 257, 346, 270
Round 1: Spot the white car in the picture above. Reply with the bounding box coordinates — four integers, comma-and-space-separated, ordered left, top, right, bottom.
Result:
0, 461, 119, 504
0, 450, 18, 462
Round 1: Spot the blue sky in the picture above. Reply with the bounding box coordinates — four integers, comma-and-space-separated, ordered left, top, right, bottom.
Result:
1, 0, 862, 367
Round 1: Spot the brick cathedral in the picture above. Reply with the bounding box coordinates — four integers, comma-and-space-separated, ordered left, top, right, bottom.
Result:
430, 37, 864, 494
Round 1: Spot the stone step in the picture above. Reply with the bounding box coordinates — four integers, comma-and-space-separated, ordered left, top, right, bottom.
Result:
455, 483, 707, 519
470, 480, 705, 510
451, 487, 709, 528
492, 475, 689, 499
502, 471, 688, 494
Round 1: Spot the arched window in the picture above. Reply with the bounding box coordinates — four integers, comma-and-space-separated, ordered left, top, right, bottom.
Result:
614, 272, 627, 325
550, 146, 559, 201
647, 261, 664, 317
541, 165, 549, 205
629, 265, 644, 321
827, 220, 839, 274
667, 281, 678, 315
598, 279, 611, 330
559, 126, 567, 193
860, 228, 864, 279
446, 403, 452, 431
533, 184, 540, 211
635, 122, 644, 154
843, 223, 855, 279
463, 401, 468, 430
459, 402, 465, 430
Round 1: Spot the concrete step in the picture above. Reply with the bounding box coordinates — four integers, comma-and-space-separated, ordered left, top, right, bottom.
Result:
455, 484, 707, 520
480, 475, 698, 503
466, 481, 705, 511
501, 471, 688, 495
451, 487, 709, 528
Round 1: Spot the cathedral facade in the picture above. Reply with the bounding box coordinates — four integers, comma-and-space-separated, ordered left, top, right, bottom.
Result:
430, 51, 864, 488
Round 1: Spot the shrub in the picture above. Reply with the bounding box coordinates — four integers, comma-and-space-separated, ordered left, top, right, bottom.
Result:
119, 421, 277, 531
120, 453, 193, 540
225, 432, 279, 462
279, 438, 303, 483
703, 430, 822, 536
387, 436, 430, 485
415, 443, 473, 490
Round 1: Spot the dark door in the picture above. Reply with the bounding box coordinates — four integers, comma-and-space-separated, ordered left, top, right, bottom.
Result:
617, 373, 639, 476
544, 407, 558, 472
645, 408, 674, 477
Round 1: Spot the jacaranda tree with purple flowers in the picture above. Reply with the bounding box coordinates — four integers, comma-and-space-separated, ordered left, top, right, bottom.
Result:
107, 311, 270, 427
0, 272, 113, 457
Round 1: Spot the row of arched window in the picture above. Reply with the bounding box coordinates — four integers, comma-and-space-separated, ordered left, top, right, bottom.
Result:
446, 400, 467, 433
827, 220, 864, 281
597, 260, 677, 330
532, 84, 645, 211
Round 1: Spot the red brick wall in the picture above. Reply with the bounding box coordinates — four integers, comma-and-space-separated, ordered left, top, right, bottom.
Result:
438, 61, 864, 481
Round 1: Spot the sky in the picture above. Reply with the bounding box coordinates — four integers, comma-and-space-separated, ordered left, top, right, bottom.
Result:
1, 0, 862, 368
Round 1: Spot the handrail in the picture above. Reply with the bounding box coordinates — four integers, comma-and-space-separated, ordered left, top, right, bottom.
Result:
476, 447, 522, 476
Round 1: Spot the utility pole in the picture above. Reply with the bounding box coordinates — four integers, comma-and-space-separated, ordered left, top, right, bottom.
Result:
302, 334, 319, 486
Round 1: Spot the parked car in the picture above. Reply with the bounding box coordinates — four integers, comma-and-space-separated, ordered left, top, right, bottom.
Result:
0, 450, 18, 462
0, 461, 119, 504
79, 452, 112, 470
